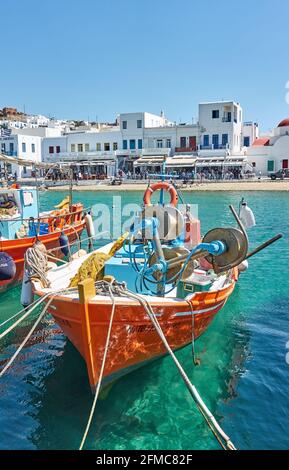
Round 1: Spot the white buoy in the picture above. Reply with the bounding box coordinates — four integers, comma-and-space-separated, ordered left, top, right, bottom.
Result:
238, 259, 249, 273
85, 213, 95, 238
21, 269, 34, 308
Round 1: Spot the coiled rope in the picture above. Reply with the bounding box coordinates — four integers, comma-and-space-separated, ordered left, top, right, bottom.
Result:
24, 242, 50, 288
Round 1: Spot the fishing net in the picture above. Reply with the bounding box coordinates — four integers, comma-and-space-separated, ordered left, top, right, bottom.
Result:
68, 232, 128, 287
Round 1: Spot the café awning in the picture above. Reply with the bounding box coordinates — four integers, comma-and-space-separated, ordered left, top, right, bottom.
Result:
133, 156, 165, 166
166, 156, 196, 167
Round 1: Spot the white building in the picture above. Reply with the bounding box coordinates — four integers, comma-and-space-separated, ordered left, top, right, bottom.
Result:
40, 100, 256, 178
0, 126, 62, 178
0, 131, 42, 178
242, 121, 259, 148
247, 118, 289, 175
198, 101, 243, 154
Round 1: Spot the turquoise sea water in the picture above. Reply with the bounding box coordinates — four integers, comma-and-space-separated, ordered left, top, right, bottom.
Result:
0, 189, 289, 450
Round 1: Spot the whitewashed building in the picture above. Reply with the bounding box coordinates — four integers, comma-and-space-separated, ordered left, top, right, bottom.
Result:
0, 127, 61, 178
41, 100, 257, 177
247, 118, 289, 175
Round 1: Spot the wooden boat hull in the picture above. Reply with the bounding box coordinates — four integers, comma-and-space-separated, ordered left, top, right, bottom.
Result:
0, 221, 85, 292
39, 277, 236, 390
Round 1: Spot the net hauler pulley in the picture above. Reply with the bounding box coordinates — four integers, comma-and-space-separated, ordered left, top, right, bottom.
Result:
129, 202, 283, 293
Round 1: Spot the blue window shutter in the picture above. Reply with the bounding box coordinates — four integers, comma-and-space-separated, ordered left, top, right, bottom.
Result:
244, 137, 250, 147
222, 134, 228, 146
129, 139, 136, 150
138, 139, 142, 149
123, 140, 127, 150
212, 134, 219, 148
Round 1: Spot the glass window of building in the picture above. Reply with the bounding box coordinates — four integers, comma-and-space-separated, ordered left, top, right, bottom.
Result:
122, 121, 127, 129
137, 119, 142, 128
48, 145, 53, 154
212, 110, 219, 119
96, 143, 101, 151
157, 139, 163, 148
85, 143, 89, 152
104, 143, 110, 151
113, 142, 118, 150
138, 139, 142, 149
31, 143, 35, 153
123, 140, 128, 150
129, 139, 136, 150
78, 144, 83, 152
22, 142, 27, 152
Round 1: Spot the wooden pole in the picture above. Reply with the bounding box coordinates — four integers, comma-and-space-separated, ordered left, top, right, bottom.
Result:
78, 278, 96, 389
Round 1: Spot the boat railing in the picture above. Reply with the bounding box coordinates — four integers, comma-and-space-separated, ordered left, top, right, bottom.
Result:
0, 206, 90, 224
45, 231, 113, 255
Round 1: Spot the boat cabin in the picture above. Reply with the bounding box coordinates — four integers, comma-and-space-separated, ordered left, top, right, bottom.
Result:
0, 188, 39, 240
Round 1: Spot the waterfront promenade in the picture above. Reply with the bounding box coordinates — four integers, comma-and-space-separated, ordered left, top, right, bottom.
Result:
44, 179, 289, 191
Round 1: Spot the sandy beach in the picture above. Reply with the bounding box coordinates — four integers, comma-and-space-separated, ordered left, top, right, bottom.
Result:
46, 180, 289, 192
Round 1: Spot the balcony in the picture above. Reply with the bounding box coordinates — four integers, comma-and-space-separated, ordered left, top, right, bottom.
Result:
45, 150, 117, 163
175, 147, 197, 153
115, 147, 171, 157
222, 117, 232, 123
199, 144, 228, 150
0, 150, 17, 157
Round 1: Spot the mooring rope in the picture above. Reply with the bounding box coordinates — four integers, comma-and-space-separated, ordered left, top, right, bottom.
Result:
0, 294, 51, 340
79, 284, 116, 450
0, 297, 41, 329
116, 286, 236, 451
0, 297, 54, 378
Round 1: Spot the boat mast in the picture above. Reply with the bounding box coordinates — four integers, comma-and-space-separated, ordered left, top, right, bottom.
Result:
33, 165, 40, 232
69, 165, 73, 209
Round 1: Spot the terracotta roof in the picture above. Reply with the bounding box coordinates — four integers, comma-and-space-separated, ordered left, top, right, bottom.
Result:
252, 138, 270, 147
278, 118, 289, 127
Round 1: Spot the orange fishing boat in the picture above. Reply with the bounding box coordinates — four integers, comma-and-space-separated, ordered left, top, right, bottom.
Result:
0, 186, 86, 292
33, 250, 238, 390
31, 180, 269, 392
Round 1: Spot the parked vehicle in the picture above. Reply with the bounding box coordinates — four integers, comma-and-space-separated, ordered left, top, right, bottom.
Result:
270, 169, 289, 180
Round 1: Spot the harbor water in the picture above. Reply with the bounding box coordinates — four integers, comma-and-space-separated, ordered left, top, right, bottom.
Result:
0, 189, 289, 450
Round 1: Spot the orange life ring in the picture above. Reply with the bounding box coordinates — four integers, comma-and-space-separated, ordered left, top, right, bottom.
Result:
143, 182, 178, 207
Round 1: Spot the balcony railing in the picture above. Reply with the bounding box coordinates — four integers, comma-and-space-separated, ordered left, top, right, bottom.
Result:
45, 150, 117, 162
0, 150, 17, 157
175, 147, 197, 153
116, 148, 171, 157
199, 144, 229, 150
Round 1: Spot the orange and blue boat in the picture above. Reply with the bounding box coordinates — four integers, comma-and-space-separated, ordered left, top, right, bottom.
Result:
0, 185, 85, 292
32, 180, 265, 392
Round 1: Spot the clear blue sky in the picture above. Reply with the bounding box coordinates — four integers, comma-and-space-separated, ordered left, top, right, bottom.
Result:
1, 0, 289, 130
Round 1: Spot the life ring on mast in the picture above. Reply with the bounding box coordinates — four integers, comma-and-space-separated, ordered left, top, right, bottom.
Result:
143, 182, 178, 207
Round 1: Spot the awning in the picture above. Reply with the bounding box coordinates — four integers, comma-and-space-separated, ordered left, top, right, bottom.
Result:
196, 158, 247, 167
133, 156, 165, 166
58, 161, 115, 166
166, 156, 196, 167
0, 152, 53, 168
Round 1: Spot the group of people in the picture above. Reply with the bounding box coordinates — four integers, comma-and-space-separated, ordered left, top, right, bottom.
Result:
120, 167, 245, 182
